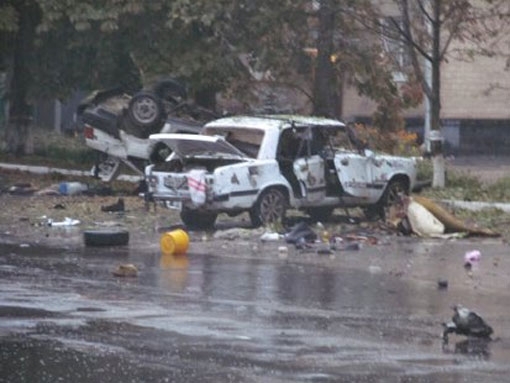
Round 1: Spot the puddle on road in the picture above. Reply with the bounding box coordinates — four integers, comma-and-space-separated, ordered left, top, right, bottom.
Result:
2, 242, 510, 381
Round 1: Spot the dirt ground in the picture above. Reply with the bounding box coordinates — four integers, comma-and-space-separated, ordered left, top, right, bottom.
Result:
1, 155, 510, 251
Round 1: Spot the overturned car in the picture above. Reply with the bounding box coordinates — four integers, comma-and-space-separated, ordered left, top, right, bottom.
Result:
144, 115, 418, 229
78, 79, 216, 181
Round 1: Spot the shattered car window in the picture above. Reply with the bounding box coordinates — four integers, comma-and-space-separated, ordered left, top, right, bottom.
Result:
203, 127, 264, 158
329, 127, 353, 150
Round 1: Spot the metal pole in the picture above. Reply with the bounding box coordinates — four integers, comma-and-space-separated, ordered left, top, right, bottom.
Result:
423, 0, 432, 153
424, 57, 432, 153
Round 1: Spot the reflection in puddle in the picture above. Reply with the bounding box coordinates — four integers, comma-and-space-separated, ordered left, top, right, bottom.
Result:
159, 253, 189, 292
443, 338, 492, 360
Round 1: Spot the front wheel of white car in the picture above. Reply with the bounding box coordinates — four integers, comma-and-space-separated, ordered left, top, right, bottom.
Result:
180, 208, 218, 230
250, 188, 288, 227
364, 178, 408, 221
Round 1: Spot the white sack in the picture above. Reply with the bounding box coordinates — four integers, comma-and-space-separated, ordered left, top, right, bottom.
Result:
407, 200, 444, 237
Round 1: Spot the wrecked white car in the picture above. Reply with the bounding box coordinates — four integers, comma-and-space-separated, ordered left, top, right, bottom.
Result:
144, 115, 418, 229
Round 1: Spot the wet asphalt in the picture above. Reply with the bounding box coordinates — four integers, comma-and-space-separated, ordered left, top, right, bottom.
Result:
1, 234, 510, 382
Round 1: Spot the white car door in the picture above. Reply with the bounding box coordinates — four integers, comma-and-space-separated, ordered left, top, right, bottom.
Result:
334, 152, 374, 200
293, 155, 326, 202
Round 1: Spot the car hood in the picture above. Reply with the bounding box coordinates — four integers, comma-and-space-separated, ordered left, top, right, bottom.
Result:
149, 133, 249, 159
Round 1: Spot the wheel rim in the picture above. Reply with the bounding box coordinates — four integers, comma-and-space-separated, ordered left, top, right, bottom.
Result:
259, 190, 286, 223
132, 97, 158, 124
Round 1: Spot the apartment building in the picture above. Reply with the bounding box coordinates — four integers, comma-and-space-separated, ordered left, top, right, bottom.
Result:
342, 0, 510, 155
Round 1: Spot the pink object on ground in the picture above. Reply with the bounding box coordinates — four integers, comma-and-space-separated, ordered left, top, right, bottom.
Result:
464, 250, 481, 264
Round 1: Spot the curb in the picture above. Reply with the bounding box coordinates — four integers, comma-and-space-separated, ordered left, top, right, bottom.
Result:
441, 199, 510, 213
0, 162, 141, 183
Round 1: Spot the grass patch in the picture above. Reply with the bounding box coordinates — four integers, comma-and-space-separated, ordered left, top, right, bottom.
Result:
0, 130, 96, 170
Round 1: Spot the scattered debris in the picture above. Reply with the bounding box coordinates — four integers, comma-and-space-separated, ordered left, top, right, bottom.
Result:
112, 263, 138, 277
442, 304, 493, 345
101, 198, 125, 213
278, 246, 289, 258
160, 229, 189, 255
58, 181, 89, 196
260, 231, 282, 242
368, 265, 382, 274
437, 279, 449, 290
412, 196, 500, 237
406, 197, 445, 237
284, 222, 317, 245
388, 196, 500, 238
48, 217, 81, 227
213, 228, 257, 240
8, 183, 37, 195
83, 229, 130, 247
36, 185, 60, 196
464, 249, 481, 265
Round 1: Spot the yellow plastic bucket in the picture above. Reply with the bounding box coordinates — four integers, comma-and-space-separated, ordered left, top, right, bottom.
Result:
160, 229, 190, 255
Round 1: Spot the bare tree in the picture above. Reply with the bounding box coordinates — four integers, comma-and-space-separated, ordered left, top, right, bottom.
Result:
382, 0, 509, 188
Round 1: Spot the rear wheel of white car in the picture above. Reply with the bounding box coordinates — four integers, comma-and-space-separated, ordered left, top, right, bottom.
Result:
250, 188, 288, 227
128, 91, 166, 131
180, 208, 218, 230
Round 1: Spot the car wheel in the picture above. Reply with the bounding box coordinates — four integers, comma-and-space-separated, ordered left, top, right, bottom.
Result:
250, 188, 288, 227
83, 229, 130, 247
180, 208, 217, 230
127, 91, 166, 130
306, 206, 333, 222
365, 178, 409, 219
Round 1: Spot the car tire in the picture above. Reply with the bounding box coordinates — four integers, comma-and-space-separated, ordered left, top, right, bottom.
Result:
127, 91, 166, 131
366, 177, 408, 221
250, 187, 288, 227
180, 208, 218, 230
306, 206, 333, 222
83, 229, 130, 247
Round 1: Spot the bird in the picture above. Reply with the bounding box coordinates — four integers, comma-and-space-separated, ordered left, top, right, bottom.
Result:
442, 304, 493, 344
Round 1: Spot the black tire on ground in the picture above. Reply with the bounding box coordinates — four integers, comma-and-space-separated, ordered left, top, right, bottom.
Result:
127, 91, 166, 131
249, 187, 288, 227
180, 208, 218, 230
83, 230, 130, 247
306, 206, 334, 222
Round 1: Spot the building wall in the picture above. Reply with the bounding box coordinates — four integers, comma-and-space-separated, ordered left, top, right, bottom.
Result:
342, 41, 510, 155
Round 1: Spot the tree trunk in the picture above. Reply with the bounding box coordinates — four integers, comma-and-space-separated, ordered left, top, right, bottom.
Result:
312, 0, 337, 118
4, 1, 40, 155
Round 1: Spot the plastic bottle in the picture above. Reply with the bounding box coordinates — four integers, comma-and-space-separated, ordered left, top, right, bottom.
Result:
58, 182, 88, 195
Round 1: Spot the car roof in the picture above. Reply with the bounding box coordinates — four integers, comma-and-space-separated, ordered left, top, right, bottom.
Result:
204, 115, 346, 131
